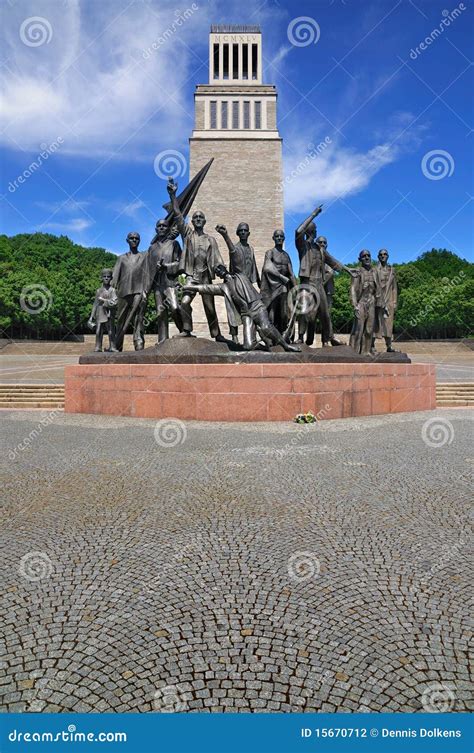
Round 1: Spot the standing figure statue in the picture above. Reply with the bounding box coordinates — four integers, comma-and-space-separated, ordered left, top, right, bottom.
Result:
144, 213, 183, 345
215, 222, 260, 344
168, 180, 225, 341
349, 250, 383, 356
112, 232, 147, 351
372, 248, 398, 353
260, 229, 297, 335
295, 206, 354, 346
319, 236, 341, 347
88, 269, 118, 352
183, 265, 301, 352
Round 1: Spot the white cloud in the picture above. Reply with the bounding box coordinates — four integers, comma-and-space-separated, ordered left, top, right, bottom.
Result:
108, 198, 149, 219
269, 44, 293, 67
282, 142, 396, 211
0, 0, 212, 158
1, 0, 290, 161
42, 218, 93, 232
35, 198, 90, 213
282, 117, 428, 211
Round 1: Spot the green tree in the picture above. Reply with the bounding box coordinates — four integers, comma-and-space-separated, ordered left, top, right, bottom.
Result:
1, 236, 472, 340
0, 233, 117, 339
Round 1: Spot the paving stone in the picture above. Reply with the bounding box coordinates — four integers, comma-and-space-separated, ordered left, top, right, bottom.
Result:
0, 408, 471, 713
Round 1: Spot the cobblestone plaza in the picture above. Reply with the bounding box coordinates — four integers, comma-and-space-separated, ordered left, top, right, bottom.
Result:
1, 408, 472, 714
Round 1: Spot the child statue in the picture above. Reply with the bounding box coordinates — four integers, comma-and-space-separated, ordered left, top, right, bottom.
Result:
88, 269, 118, 352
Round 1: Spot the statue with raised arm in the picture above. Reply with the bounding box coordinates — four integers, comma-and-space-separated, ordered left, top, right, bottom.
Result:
182, 265, 301, 353
349, 250, 383, 356
295, 206, 355, 346
144, 211, 183, 345
372, 248, 398, 353
112, 232, 147, 351
260, 229, 297, 335
215, 222, 260, 344
168, 179, 225, 341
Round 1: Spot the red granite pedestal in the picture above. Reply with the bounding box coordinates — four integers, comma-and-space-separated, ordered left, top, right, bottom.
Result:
64, 362, 436, 422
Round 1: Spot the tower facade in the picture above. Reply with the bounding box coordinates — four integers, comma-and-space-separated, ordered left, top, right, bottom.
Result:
189, 25, 284, 277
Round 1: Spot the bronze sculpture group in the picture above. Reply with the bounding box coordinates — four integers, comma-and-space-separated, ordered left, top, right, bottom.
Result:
89, 173, 398, 356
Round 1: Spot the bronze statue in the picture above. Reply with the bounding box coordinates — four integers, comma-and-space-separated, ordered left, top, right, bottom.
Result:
169, 224, 180, 241
144, 217, 184, 344
295, 207, 354, 346
182, 265, 301, 352
373, 249, 398, 352
349, 250, 382, 356
168, 180, 225, 341
216, 222, 260, 344
319, 236, 342, 347
260, 229, 297, 335
112, 232, 147, 351
88, 269, 118, 352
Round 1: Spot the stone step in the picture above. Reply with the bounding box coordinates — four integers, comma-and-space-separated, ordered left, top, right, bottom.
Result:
0, 383, 64, 388
0, 402, 64, 409
436, 382, 474, 407
0, 388, 65, 393
437, 393, 474, 398
437, 400, 474, 406
436, 386, 474, 392
437, 390, 474, 394
436, 382, 474, 387
0, 396, 65, 400
0, 383, 65, 409
0, 394, 64, 400
0, 383, 64, 393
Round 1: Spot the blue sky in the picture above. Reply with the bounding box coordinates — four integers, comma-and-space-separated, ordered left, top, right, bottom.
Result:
1, 0, 473, 268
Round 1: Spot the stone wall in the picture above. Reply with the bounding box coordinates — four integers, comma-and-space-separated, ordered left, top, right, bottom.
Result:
65, 363, 437, 421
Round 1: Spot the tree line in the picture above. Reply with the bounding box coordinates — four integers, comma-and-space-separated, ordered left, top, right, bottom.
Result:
0, 233, 472, 341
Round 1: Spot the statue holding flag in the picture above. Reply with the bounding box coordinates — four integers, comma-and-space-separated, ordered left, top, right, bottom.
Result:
167, 171, 227, 341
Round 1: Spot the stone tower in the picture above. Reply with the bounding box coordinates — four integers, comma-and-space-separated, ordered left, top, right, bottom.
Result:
187, 25, 283, 333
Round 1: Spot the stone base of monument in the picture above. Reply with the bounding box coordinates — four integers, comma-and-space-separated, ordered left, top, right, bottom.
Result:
64, 338, 436, 421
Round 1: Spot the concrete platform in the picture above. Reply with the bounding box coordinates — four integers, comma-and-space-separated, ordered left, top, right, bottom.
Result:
64, 361, 436, 422
78, 338, 410, 366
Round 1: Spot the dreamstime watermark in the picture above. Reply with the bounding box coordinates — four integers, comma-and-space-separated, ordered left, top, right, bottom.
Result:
421, 417, 454, 448
8, 727, 126, 744
153, 418, 187, 448
143, 5, 199, 58
409, 271, 465, 327
8, 138, 64, 193
287, 16, 321, 47
153, 149, 187, 180
421, 682, 456, 712
274, 404, 332, 459
19, 284, 53, 315
287, 281, 321, 320
8, 409, 62, 461
288, 551, 321, 582
409, 4, 466, 60
278, 138, 332, 192
421, 149, 455, 180
153, 684, 187, 712
18, 552, 53, 582
20, 16, 53, 47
